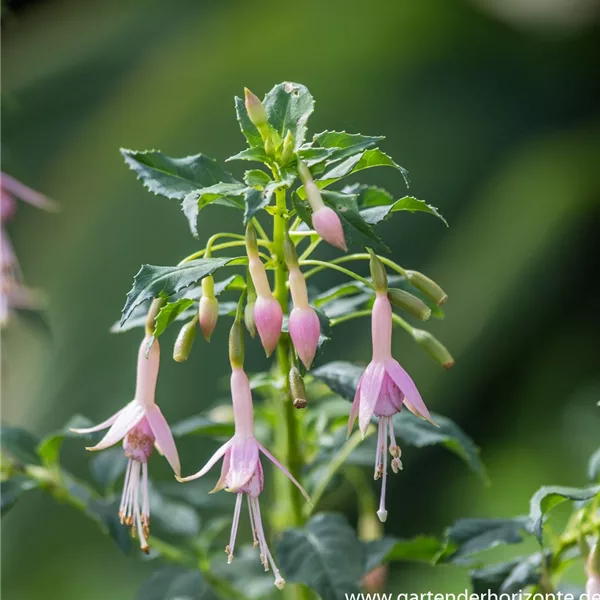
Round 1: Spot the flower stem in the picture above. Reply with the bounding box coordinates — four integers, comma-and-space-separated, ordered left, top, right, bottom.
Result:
300, 259, 374, 288
330, 309, 373, 327
303, 253, 408, 279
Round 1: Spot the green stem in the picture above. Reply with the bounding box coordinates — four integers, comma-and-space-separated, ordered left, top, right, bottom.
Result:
330, 309, 373, 327
303, 253, 408, 279
299, 238, 322, 261
299, 259, 373, 288
178, 239, 270, 265
391, 312, 416, 336
251, 218, 270, 242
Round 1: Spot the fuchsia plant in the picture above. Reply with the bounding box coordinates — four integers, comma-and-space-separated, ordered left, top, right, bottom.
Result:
4, 82, 598, 599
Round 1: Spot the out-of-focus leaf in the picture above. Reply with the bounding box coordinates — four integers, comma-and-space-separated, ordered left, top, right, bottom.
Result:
149, 482, 200, 537
277, 513, 364, 600
90, 447, 128, 492
470, 554, 545, 594
171, 416, 234, 438
588, 448, 600, 481
1, 425, 41, 465
364, 536, 443, 572
358, 193, 447, 227
1, 476, 38, 516
36, 415, 93, 466
14, 308, 52, 336
87, 497, 133, 555
120, 257, 236, 325
529, 485, 600, 544
136, 566, 217, 600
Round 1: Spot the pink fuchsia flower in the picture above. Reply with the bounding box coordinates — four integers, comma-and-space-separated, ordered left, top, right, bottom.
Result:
177, 367, 310, 589
246, 225, 282, 357
347, 292, 435, 523
71, 336, 180, 552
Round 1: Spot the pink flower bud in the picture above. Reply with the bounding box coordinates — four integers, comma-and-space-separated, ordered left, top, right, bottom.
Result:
253, 295, 282, 357
312, 206, 347, 252
289, 307, 320, 370
198, 296, 219, 341
244, 88, 268, 128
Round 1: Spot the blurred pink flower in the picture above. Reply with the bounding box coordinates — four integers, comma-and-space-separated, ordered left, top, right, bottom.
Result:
71, 336, 180, 552
347, 292, 435, 522
178, 366, 310, 589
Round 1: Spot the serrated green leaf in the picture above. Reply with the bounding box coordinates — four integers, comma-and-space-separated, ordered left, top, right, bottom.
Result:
263, 82, 314, 149
171, 416, 234, 438
361, 195, 447, 227
36, 415, 93, 467
588, 448, 600, 481
313, 131, 384, 161
153, 299, 195, 339
121, 149, 238, 200
470, 554, 545, 594
277, 513, 364, 600
444, 517, 529, 563
234, 96, 263, 149
297, 145, 337, 167
364, 536, 443, 572
1, 476, 38, 516
243, 186, 272, 226
137, 567, 218, 600
529, 485, 600, 544
244, 169, 271, 187
120, 257, 236, 326
1, 426, 41, 466
89, 447, 127, 492
226, 147, 269, 164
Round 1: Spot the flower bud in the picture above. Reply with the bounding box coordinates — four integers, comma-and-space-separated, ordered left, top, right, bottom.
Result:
412, 329, 454, 369
312, 206, 347, 252
289, 307, 320, 370
173, 318, 197, 362
387, 288, 431, 321
244, 87, 268, 128
264, 135, 278, 159
405, 270, 447, 306
229, 319, 245, 369
289, 366, 307, 409
244, 300, 257, 338
253, 295, 282, 357
280, 131, 295, 165
245, 222, 259, 256
284, 234, 298, 269
369, 250, 388, 293
297, 160, 313, 184
198, 276, 219, 342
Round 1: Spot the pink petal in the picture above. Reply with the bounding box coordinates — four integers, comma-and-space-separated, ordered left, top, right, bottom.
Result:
70, 401, 133, 434
176, 439, 233, 482
226, 437, 259, 491
256, 441, 311, 504
86, 401, 146, 451
358, 361, 386, 437
145, 404, 181, 476
1, 173, 57, 211
346, 374, 363, 438
385, 358, 436, 425
210, 446, 232, 493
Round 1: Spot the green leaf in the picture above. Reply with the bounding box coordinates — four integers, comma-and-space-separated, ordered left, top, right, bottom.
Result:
171, 416, 234, 438
36, 415, 93, 467
89, 447, 127, 492
277, 513, 364, 600
121, 149, 238, 200
153, 298, 195, 339
14, 308, 52, 336
244, 169, 271, 187
120, 257, 236, 326
234, 96, 263, 149
1, 476, 38, 516
149, 482, 200, 537
470, 554, 545, 594
529, 485, 600, 544
226, 147, 269, 164
313, 131, 384, 162
589, 448, 600, 481
364, 536, 443, 572
312, 361, 363, 402
86, 497, 133, 554
263, 82, 314, 148
297, 145, 337, 167
243, 186, 272, 226
1, 425, 41, 466
137, 567, 218, 600
443, 517, 529, 563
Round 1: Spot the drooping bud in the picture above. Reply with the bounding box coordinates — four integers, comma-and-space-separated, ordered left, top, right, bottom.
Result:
253, 296, 283, 357
312, 206, 347, 252
369, 250, 388, 294
289, 366, 307, 409
145, 297, 166, 337
297, 160, 312, 184
198, 276, 219, 342
244, 87, 268, 128
387, 288, 431, 321
245, 222, 259, 256
289, 307, 320, 370
229, 319, 245, 369
280, 130, 295, 165
405, 271, 447, 306
173, 318, 197, 362
412, 329, 454, 369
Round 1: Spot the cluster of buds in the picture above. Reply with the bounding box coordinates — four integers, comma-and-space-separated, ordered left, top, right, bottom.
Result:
1, 173, 56, 327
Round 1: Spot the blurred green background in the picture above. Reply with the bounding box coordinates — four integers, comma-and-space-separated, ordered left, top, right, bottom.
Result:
2, 0, 600, 597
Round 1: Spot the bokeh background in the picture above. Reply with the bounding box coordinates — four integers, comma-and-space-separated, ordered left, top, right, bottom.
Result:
2, 0, 600, 597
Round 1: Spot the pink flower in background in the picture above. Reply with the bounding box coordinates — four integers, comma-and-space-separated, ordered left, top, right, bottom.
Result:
71, 336, 180, 552
347, 292, 435, 522
177, 366, 310, 589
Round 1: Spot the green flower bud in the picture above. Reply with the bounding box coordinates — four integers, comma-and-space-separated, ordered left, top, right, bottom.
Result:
289, 366, 307, 409
412, 329, 454, 369
406, 270, 447, 306
244, 87, 268, 128
368, 249, 388, 293
387, 288, 431, 321
280, 130, 295, 165
244, 300, 257, 338
245, 222, 258, 255
284, 233, 298, 268
173, 318, 197, 362
229, 319, 245, 369
264, 134, 279, 159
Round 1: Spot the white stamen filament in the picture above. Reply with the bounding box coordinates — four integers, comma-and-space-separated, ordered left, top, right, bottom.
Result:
250, 496, 285, 587
377, 417, 389, 523
374, 419, 384, 480
119, 459, 150, 552
119, 460, 133, 519
227, 493, 243, 564
248, 495, 259, 547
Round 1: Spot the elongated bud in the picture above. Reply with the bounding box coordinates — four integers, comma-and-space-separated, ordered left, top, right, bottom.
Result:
312, 206, 347, 252
406, 271, 447, 306
264, 134, 278, 159
229, 319, 245, 369
413, 329, 454, 369
244, 87, 268, 128
173, 318, 197, 362
289, 307, 320, 370
297, 160, 313, 184
289, 366, 307, 409
387, 288, 431, 321
369, 250, 388, 293
284, 234, 298, 268
280, 131, 295, 165
244, 300, 257, 337
199, 277, 219, 342
145, 297, 165, 336
253, 296, 282, 357
245, 222, 259, 255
